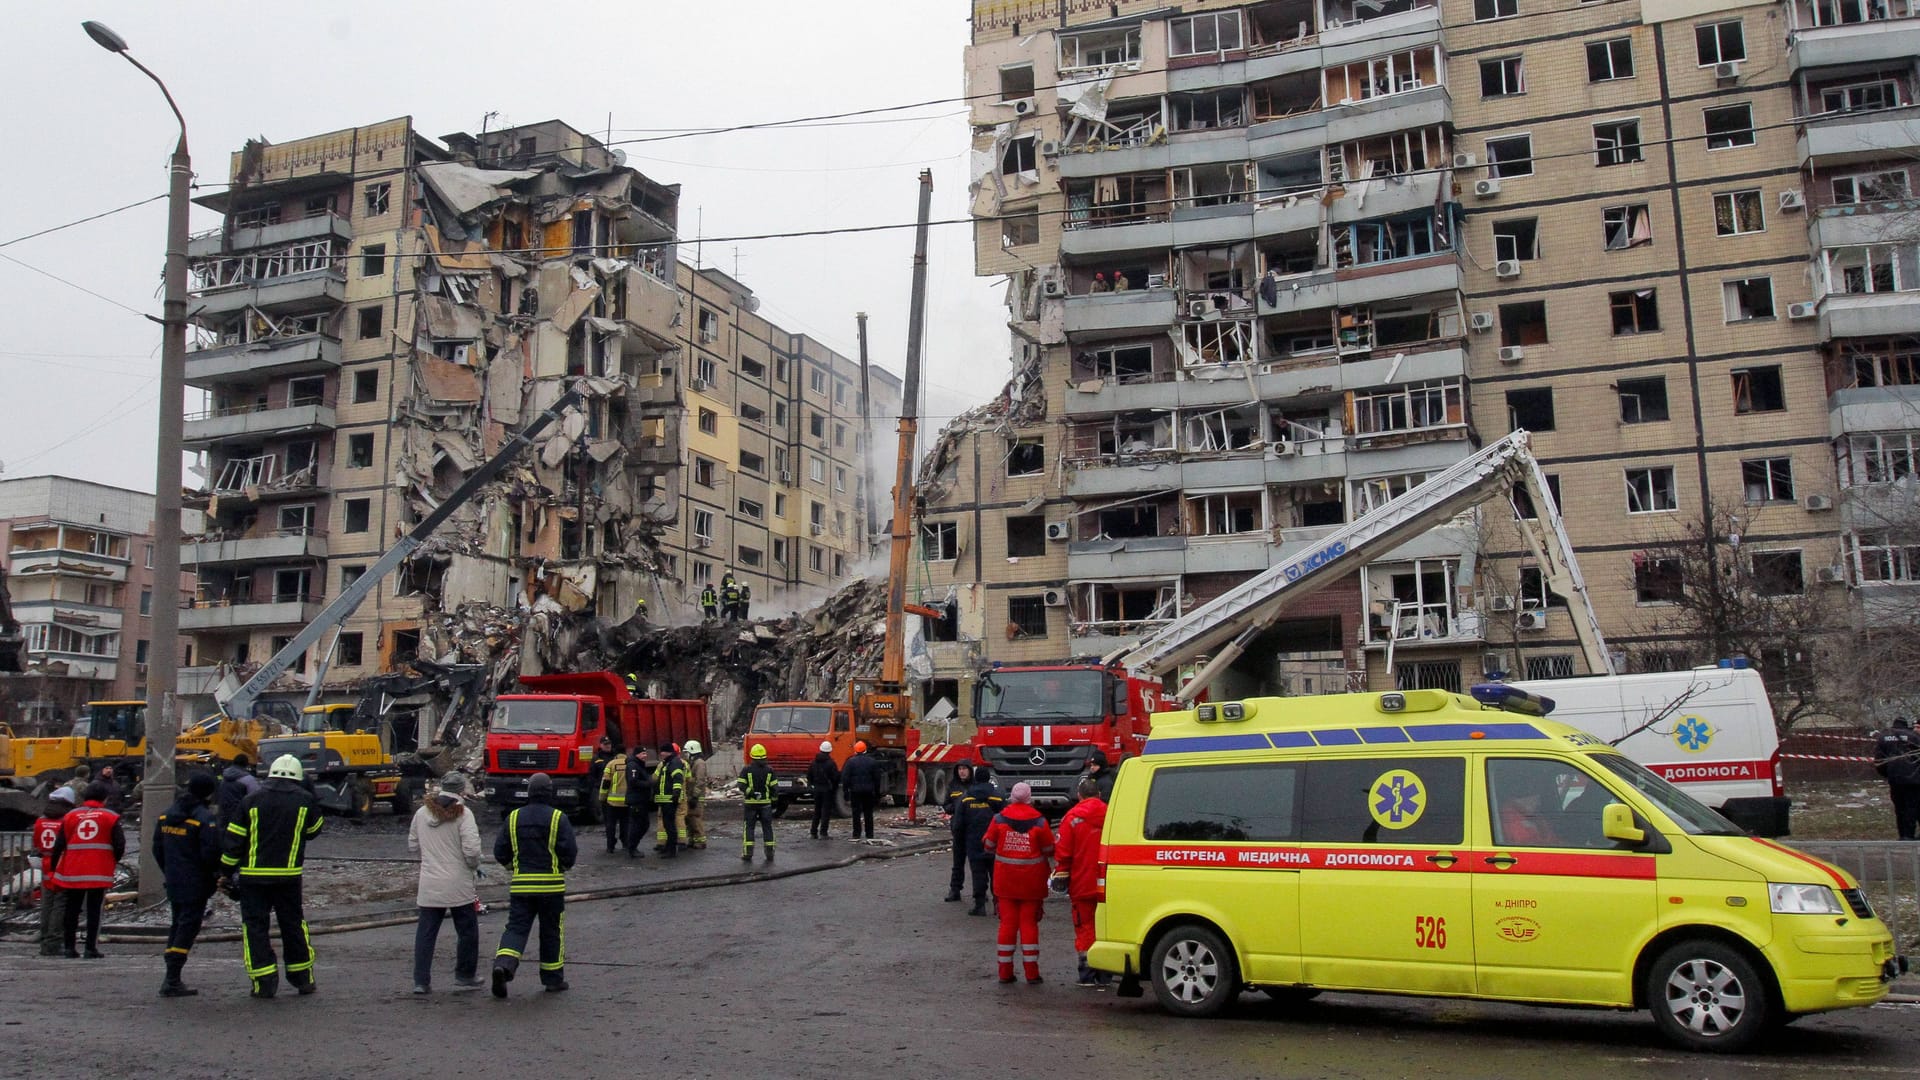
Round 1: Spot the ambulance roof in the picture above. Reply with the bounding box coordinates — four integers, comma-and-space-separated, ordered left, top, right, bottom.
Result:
1143, 689, 1598, 757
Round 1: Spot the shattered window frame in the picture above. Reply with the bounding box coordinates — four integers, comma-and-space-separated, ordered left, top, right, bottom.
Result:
363, 182, 391, 216
921, 521, 959, 562
693, 509, 715, 543
357, 305, 383, 340
337, 632, 364, 667
1007, 438, 1046, 477
698, 408, 718, 435
694, 457, 717, 487
739, 546, 764, 568
360, 243, 386, 278
346, 432, 374, 469
738, 498, 764, 520
1625, 466, 1679, 514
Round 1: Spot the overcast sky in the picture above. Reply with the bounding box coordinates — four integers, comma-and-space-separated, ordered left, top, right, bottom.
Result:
0, 0, 1005, 493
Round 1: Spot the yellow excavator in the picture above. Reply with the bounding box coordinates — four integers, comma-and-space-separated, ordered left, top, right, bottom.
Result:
256, 702, 410, 817
1, 700, 288, 798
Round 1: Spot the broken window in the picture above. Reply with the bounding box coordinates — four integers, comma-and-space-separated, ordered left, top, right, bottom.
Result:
1181, 406, 1262, 451
1751, 550, 1804, 596
1006, 516, 1046, 557
1002, 209, 1039, 248
1058, 26, 1140, 70
772, 538, 788, 566
692, 562, 713, 585
1602, 204, 1654, 250
1832, 169, 1910, 204
1076, 343, 1158, 384
1714, 190, 1765, 236
1723, 277, 1775, 321
363, 183, 391, 216
1499, 301, 1548, 347
1007, 438, 1045, 476
1336, 212, 1439, 267
1617, 376, 1669, 423
999, 63, 1034, 101
1505, 387, 1555, 432
809, 546, 825, 573
739, 546, 764, 569
1588, 37, 1634, 81
1007, 596, 1049, 639
835, 466, 847, 492
1001, 136, 1037, 176
1098, 504, 1161, 539
337, 632, 363, 667
358, 306, 383, 340
1635, 555, 1684, 603
1594, 119, 1643, 167
1480, 57, 1524, 98
1185, 491, 1263, 536
347, 433, 373, 469
921, 521, 959, 561
1250, 74, 1321, 123
1169, 10, 1242, 56
834, 423, 846, 448
287, 376, 325, 407
1732, 366, 1785, 413
1742, 457, 1795, 503
1170, 89, 1246, 131
1845, 340, 1920, 389
1085, 413, 1173, 459
361, 244, 386, 277
694, 457, 717, 487
1486, 134, 1533, 178
699, 408, 718, 435
1695, 19, 1745, 65
740, 450, 764, 474
740, 356, 766, 380
278, 504, 316, 535
1178, 320, 1256, 366
235, 203, 279, 229
1827, 245, 1916, 294
1351, 381, 1463, 437
1609, 289, 1660, 335
1367, 559, 1459, 643
738, 498, 764, 520
1511, 474, 1562, 520
740, 402, 765, 423
693, 510, 715, 543
1492, 219, 1539, 262
1327, 47, 1436, 102
1704, 103, 1755, 149
810, 413, 825, 438
696, 308, 720, 345
1625, 467, 1678, 513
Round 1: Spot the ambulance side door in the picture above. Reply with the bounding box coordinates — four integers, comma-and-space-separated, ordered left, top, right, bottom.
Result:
1295, 754, 1475, 995
1470, 755, 1656, 1005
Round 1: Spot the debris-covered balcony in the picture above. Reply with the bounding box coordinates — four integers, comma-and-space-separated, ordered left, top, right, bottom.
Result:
188, 446, 327, 510
1066, 579, 1183, 650
1787, 0, 1920, 71
189, 239, 347, 319
184, 376, 337, 448
1362, 556, 1481, 648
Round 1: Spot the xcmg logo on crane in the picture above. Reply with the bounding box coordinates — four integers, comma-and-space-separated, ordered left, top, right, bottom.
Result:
1282, 540, 1348, 582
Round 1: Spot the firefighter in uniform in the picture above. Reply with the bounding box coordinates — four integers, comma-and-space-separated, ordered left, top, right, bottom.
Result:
624, 672, 641, 695
653, 743, 690, 856
739, 744, 777, 862
154, 772, 224, 996
599, 744, 632, 855
683, 739, 709, 849
633, 595, 649, 621
222, 755, 324, 999
982, 782, 1055, 983
50, 781, 125, 959
738, 582, 752, 621
491, 772, 578, 997
720, 576, 742, 621
699, 584, 718, 620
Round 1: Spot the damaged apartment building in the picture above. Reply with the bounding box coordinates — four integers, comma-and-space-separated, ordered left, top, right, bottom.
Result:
176, 117, 891, 709
924, 0, 1871, 709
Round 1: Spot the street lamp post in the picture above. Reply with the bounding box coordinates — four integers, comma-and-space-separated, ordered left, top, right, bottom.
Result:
84, 19, 190, 906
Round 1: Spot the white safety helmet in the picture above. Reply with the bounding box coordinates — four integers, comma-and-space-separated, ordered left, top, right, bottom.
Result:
683, 739, 703, 756
819, 741, 833, 753
269, 754, 304, 781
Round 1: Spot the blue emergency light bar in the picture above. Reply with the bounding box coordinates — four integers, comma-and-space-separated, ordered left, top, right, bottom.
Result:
1470, 683, 1556, 717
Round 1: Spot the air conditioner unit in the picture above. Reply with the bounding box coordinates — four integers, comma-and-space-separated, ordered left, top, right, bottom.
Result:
688, 377, 709, 393
810, 523, 825, 536
1489, 595, 1515, 613
1270, 439, 1295, 458
1451, 152, 1477, 169
1778, 189, 1806, 212
1042, 277, 1065, 298
1040, 140, 1060, 157
1468, 312, 1495, 332
1805, 493, 1833, 512
694, 536, 712, 549
1043, 588, 1067, 607
1012, 98, 1035, 116
1045, 522, 1070, 541
1495, 259, 1522, 280
1714, 61, 1742, 82
1517, 609, 1548, 631
779, 471, 794, 484
1186, 299, 1213, 319
1498, 345, 1526, 364
1815, 565, 1845, 584
1474, 178, 1501, 198
1787, 301, 1818, 320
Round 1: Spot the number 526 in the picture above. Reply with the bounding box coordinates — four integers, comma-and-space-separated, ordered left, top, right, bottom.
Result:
1414, 914, 1448, 949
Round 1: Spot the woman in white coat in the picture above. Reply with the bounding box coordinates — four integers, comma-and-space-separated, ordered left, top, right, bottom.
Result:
409, 774, 483, 993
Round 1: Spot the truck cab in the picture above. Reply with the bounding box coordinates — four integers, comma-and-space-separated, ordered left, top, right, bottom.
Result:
483, 671, 709, 819
745, 701, 857, 811
969, 665, 1160, 806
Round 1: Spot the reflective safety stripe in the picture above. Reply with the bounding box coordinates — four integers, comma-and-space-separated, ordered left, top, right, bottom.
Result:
497, 947, 523, 959
287, 806, 310, 867
57, 875, 115, 885
1104, 842, 1656, 879
996, 855, 1048, 866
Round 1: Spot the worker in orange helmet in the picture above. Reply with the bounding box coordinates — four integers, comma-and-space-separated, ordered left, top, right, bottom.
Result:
839, 740, 884, 841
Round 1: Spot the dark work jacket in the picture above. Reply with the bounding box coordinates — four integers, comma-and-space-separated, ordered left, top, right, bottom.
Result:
222, 778, 323, 879
1876, 727, 1920, 786
154, 794, 224, 901
217, 765, 259, 824
738, 762, 777, 804
943, 772, 974, 837
492, 801, 577, 895
807, 751, 840, 792
957, 780, 1005, 858
840, 751, 883, 796
1084, 764, 1116, 802
626, 754, 655, 801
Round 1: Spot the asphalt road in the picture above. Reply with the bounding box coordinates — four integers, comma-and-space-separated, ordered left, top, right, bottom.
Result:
2, 848, 1916, 1079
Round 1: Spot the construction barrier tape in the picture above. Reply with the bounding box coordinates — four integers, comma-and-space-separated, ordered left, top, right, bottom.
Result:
1778, 753, 1877, 762
1784, 733, 1877, 742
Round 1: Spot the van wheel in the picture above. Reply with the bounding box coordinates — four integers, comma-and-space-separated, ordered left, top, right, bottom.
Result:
1646, 939, 1774, 1053
1149, 924, 1239, 1018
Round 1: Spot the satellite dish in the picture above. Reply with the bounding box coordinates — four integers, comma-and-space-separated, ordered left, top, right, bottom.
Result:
611, 149, 628, 166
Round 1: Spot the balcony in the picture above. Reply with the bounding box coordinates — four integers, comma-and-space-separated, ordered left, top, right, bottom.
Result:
1798, 104, 1920, 165
183, 400, 337, 448
1058, 127, 1249, 180
1066, 534, 1276, 579
1789, 18, 1920, 72
181, 531, 328, 568
8, 601, 123, 632
187, 212, 351, 259
1063, 289, 1181, 335
191, 267, 346, 319
1828, 384, 1920, 436
3, 549, 129, 583
1818, 292, 1920, 340
185, 332, 341, 388
1258, 255, 1459, 317
179, 595, 325, 632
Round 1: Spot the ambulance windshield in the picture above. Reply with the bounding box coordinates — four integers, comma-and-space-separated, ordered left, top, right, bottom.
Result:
1591, 753, 1744, 835
977, 670, 1106, 721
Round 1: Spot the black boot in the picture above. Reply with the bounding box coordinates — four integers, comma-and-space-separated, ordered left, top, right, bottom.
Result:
945, 890, 962, 902
160, 954, 198, 997
251, 972, 279, 1000
969, 900, 987, 917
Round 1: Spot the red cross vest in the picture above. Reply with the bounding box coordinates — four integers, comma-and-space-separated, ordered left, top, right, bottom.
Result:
52, 804, 120, 889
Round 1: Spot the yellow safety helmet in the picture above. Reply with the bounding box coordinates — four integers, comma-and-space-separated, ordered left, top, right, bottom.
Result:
750, 744, 768, 760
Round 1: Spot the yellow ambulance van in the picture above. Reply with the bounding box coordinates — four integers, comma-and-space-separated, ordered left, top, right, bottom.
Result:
1090, 685, 1904, 1053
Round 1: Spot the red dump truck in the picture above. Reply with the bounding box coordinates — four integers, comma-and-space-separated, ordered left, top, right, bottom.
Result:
482, 671, 708, 820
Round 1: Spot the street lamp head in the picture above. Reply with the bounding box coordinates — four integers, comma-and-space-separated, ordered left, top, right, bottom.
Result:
81, 20, 129, 53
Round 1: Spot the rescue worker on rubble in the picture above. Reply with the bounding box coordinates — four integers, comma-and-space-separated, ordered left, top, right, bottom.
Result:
682, 740, 710, 849
653, 742, 690, 857
491, 772, 577, 997
633, 595, 648, 622
32, 790, 75, 957
50, 781, 125, 959
841, 740, 884, 841
1052, 776, 1111, 987
958, 766, 1004, 916
700, 583, 718, 620
808, 740, 839, 840
222, 755, 324, 999
738, 582, 752, 621
983, 782, 1055, 984
624, 672, 641, 695
625, 745, 654, 856
721, 575, 743, 621
941, 763, 976, 903
599, 742, 632, 855
154, 772, 223, 996
739, 744, 778, 862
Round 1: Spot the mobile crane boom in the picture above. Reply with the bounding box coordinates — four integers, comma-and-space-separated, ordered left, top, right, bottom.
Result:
1112, 430, 1612, 704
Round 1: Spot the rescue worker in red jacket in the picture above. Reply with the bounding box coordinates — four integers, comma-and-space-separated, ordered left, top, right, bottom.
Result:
49, 781, 126, 958
31, 790, 75, 956
981, 781, 1055, 984
1052, 776, 1110, 987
